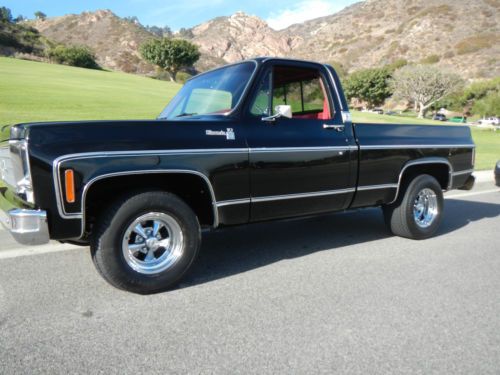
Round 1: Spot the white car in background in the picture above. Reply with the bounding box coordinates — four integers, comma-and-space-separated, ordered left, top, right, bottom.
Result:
477, 117, 499, 130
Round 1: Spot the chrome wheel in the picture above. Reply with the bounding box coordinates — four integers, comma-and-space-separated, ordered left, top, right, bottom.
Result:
121, 212, 184, 275
413, 188, 438, 228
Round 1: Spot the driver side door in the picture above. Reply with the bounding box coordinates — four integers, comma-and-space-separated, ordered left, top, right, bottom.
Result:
245, 61, 356, 221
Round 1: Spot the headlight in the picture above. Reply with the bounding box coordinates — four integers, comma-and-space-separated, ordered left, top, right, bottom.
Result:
9, 139, 34, 204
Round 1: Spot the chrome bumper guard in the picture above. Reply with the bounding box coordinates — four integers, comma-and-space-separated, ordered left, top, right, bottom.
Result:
0, 208, 50, 245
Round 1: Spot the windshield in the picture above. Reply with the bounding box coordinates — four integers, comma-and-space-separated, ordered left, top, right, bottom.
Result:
158, 61, 256, 120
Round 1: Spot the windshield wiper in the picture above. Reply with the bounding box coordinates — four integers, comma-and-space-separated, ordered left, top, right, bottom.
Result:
175, 112, 197, 118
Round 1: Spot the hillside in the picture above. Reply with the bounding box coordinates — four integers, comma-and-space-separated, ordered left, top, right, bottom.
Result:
27, 10, 156, 74
188, 12, 293, 70
20, 0, 500, 79
286, 0, 500, 78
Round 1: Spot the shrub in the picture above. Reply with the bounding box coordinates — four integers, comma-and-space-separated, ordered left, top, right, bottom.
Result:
176, 71, 192, 84
47, 45, 100, 69
420, 55, 440, 64
455, 34, 496, 55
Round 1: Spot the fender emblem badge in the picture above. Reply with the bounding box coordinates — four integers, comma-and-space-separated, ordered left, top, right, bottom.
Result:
205, 128, 235, 141
226, 128, 235, 140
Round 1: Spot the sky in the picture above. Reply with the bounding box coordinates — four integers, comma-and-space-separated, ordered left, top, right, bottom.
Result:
2, 0, 358, 30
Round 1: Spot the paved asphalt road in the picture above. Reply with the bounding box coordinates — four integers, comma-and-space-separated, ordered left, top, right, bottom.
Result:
0, 182, 499, 374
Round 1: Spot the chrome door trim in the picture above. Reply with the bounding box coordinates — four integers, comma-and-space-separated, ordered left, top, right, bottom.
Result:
251, 188, 356, 203
356, 184, 398, 191
249, 146, 356, 153
323, 64, 344, 112
217, 188, 356, 207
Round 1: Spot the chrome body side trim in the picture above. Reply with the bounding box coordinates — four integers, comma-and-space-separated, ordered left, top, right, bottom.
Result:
249, 146, 356, 153
251, 188, 356, 203
357, 184, 398, 191
216, 198, 251, 208
360, 144, 475, 150
78, 170, 219, 238
452, 169, 474, 176
52, 148, 249, 219
389, 158, 453, 204
53, 146, 360, 219
217, 188, 357, 207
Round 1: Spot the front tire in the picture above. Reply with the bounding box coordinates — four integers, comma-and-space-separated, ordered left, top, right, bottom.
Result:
383, 174, 444, 240
91, 191, 201, 293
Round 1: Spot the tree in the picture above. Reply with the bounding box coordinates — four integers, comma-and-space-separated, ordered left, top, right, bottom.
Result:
391, 65, 463, 118
0, 6, 12, 23
472, 92, 499, 117
344, 67, 392, 108
140, 38, 200, 82
145, 25, 172, 38
34, 11, 46, 20
13, 15, 26, 23
178, 28, 194, 39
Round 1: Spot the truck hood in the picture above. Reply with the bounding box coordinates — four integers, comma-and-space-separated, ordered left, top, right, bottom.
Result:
16, 117, 239, 161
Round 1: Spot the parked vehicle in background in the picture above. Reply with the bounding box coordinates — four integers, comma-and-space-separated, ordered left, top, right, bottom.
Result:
0, 57, 476, 293
449, 116, 467, 123
477, 117, 499, 131
371, 108, 384, 114
433, 113, 447, 121
385, 111, 397, 116
495, 161, 500, 187
478, 117, 499, 126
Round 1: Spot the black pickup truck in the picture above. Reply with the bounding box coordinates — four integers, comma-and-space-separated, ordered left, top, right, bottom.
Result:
0, 58, 475, 293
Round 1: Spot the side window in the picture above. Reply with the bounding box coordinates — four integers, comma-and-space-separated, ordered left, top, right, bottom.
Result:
250, 65, 333, 120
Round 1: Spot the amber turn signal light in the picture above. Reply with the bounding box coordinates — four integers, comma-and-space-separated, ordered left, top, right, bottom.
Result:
64, 169, 75, 203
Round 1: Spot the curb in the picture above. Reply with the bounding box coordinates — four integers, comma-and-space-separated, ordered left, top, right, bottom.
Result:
473, 170, 494, 183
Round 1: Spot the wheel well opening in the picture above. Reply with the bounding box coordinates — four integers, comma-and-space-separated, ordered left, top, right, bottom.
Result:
400, 163, 450, 192
84, 173, 214, 237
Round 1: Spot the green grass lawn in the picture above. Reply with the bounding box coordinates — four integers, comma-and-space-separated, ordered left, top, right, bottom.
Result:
1, 57, 498, 170
0, 57, 180, 138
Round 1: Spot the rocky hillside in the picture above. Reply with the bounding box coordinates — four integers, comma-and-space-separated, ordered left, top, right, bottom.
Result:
24, 0, 499, 79
27, 10, 156, 74
188, 12, 293, 70
286, 0, 499, 79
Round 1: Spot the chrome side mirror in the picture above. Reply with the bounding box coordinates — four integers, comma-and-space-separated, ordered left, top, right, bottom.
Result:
261, 105, 292, 122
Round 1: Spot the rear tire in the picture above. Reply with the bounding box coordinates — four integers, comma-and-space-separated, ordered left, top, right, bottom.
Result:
383, 174, 444, 240
91, 191, 201, 294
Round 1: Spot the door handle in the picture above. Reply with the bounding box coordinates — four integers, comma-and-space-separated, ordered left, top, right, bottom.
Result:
323, 124, 345, 132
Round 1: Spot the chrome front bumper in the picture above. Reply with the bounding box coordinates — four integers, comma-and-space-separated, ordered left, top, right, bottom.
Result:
0, 207, 50, 246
